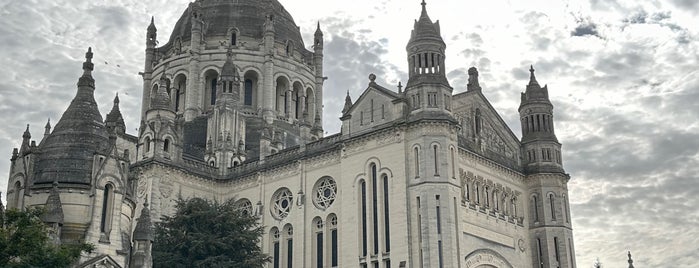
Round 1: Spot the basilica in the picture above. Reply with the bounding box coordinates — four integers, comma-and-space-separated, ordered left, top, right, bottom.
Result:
4, 0, 576, 267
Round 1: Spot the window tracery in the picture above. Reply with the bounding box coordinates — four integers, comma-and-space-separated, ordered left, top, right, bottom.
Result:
313, 177, 337, 210
271, 188, 293, 219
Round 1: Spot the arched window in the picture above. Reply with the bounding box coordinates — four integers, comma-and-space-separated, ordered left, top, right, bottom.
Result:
512, 197, 518, 217
271, 227, 280, 268
549, 194, 556, 220
244, 79, 254, 105
209, 160, 215, 167
313, 217, 323, 268
370, 164, 379, 255
382, 174, 390, 252
532, 195, 539, 222
284, 225, 293, 268
145, 137, 151, 152
433, 144, 439, 176
414, 147, 420, 178
484, 186, 490, 208
563, 195, 570, 223
100, 184, 115, 238
536, 238, 544, 268
450, 147, 455, 179
174, 74, 187, 113
163, 139, 170, 152
328, 214, 338, 267
231, 33, 237, 46
359, 179, 367, 256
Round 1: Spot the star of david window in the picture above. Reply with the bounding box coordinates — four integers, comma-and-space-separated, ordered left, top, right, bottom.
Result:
236, 199, 252, 216
271, 188, 293, 220
313, 177, 337, 210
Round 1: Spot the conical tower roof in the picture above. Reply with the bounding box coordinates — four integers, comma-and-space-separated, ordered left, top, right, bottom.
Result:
34, 48, 109, 186
106, 93, 126, 134
133, 199, 154, 242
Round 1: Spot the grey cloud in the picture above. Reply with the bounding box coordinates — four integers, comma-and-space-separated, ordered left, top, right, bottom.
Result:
571, 22, 600, 38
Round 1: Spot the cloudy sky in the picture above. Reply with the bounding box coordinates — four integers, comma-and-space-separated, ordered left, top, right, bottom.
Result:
1, 0, 698, 266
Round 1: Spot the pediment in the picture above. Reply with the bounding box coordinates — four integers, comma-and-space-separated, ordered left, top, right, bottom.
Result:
78, 254, 122, 268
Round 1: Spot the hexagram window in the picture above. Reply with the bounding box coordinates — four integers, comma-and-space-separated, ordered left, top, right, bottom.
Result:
313, 177, 337, 210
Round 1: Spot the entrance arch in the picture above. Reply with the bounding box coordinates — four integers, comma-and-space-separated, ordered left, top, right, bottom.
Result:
463, 249, 513, 268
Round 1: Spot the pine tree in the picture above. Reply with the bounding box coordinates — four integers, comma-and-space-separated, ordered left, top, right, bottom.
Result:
152, 197, 271, 268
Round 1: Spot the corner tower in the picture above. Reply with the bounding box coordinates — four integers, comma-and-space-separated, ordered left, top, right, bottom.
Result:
520, 66, 576, 268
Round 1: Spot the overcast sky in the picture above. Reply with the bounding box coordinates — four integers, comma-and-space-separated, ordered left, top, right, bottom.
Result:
1, 0, 698, 267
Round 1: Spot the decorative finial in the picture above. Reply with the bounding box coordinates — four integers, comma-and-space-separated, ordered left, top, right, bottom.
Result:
628, 251, 634, 268
45, 118, 51, 128
421, 0, 426, 7
114, 92, 120, 104
528, 64, 539, 85
150, 16, 154, 25
369, 73, 376, 83
397, 81, 403, 93
82, 47, 94, 72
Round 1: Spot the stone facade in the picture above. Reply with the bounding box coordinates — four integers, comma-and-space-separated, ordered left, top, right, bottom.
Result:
5, 1, 576, 267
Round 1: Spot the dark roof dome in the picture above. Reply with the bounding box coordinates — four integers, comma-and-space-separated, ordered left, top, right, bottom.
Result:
164, 0, 306, 50
34, 48, 109, 187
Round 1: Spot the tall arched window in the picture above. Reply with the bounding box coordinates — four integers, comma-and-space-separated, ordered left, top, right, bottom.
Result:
163, 139, 170, 152
313, 217, 323, 268
100, 184, 115, 239
414, 147, 420, 178
493, 191, 499, 211
271, 227, 280, 268
512, 197, 518, 217
359, 179, 367, 256
549, 194, 556, 220
564, 195, 570, 223
370, 164, 379, 255
231, 33, 237, 46
284, 225, 293, 268
464, 182, 470, 202
532, 195, 539, 222
382, 174, 390, 253
328, 214, 338, 267
450, 147, 455, 178
433, 145, 439, 176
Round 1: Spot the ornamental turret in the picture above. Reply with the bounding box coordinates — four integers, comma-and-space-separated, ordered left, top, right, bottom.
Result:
519, 65, 563, 174
406, 0, 449, 88
131, 199, 154, 268
404, 0, 453, 116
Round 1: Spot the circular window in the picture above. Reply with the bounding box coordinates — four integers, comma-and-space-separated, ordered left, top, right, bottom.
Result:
313, 177, 337, 210
271, 188, 293, 220
236, 199, 253, 216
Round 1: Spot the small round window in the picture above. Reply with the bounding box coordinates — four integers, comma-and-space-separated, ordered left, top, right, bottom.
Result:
313, 177, 337, 210
271, 188, 293, 220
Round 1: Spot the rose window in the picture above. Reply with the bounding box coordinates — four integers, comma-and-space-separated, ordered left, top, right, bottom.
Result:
313, 177, 337, 210
271, 188, 293, 219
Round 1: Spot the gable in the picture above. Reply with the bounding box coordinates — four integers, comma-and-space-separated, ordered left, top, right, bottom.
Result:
452, 91, 521, 169
344, 83, 402, 135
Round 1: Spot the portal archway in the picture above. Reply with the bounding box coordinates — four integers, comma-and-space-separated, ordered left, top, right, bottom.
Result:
463, 249, 513, 268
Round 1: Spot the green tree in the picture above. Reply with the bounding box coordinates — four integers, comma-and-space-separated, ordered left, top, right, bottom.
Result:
0, 207, 94, 267
153, 198, 271, 268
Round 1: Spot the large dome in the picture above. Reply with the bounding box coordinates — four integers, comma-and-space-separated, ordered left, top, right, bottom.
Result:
164, 0, 306, 49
